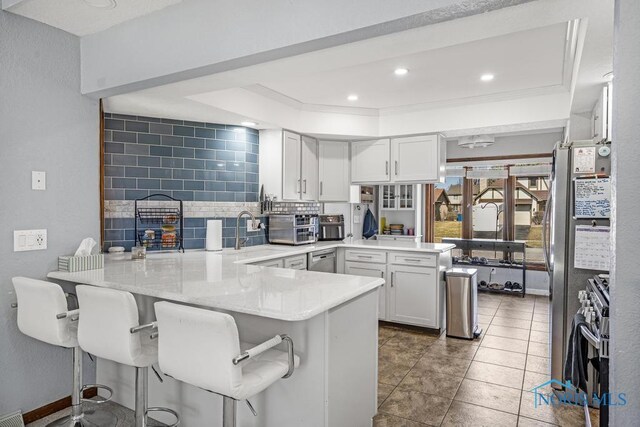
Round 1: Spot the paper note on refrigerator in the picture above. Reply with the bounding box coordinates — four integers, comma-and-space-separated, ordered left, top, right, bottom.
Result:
573, 146, 596, 173
574, 225, 610, 271
574, 177, 611, 218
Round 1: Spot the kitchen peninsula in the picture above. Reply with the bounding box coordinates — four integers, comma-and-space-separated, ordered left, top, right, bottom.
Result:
48, 240, 453, 426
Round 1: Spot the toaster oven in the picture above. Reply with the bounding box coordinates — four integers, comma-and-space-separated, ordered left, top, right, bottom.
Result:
268, 214, 318, 245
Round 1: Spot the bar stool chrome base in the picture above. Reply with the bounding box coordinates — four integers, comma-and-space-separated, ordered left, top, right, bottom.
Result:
45, 408, 117, 427
134, 367, 180, 427
46, 347, 117, 427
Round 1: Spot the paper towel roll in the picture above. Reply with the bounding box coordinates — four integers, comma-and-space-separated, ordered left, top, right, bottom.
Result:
206, 220, 222, 251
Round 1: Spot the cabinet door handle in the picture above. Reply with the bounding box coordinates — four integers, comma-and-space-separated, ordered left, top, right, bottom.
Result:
358, 255, 373, 259
391, 272, 394, 287
385, 161, 389, 175
320, 181, 323, 196
395, 161, 398, 176
303, 179, 307, 194
297, 179, 301, 193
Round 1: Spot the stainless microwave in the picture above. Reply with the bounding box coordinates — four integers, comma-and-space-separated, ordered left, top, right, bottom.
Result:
268, 214, 318, 245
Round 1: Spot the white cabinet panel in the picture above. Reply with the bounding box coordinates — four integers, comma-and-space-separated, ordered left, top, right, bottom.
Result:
301, 135, 318, 201
391, 135, 439, 182
282, 131, 301, 200
284, 255, 307, 270
345, 261, 387, 320
351, 139, 390, 183
388, 265, 437, 327
319, 141, 350, 202
256, 258, 284, 268
344, 249, 387, 264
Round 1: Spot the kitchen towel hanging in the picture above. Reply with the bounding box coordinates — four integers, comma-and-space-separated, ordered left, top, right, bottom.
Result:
206, 220, 222, 251
362, 207, 378, 239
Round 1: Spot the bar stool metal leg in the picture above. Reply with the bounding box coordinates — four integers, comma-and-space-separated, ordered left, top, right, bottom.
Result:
222, 397, 237, 427
47, 347, 116, 427
135, 367, 148, 427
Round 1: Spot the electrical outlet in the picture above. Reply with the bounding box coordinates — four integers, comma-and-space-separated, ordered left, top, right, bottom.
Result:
14, 229, 47, 252
246, 219, 261, 232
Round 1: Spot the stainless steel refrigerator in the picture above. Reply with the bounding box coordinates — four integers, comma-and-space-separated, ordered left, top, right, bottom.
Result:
543, 140, 611, 389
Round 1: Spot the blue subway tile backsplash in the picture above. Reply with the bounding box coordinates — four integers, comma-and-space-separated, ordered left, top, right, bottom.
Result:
104, 112, 262, 251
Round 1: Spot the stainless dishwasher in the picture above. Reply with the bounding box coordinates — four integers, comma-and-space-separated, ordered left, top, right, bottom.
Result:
307, 248, 337, 273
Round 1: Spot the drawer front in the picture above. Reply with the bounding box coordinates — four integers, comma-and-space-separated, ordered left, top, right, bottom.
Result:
389, 252, 436, 267
256, 258, 284, 268
284, 255, 307, 270
344, 249, 386, 264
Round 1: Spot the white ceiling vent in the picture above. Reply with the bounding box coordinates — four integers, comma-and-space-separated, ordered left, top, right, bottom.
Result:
457, 134, 495, 149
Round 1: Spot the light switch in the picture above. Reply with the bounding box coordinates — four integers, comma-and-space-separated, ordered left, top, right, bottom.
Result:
32, 171, 46, 190
14, 229, 47, 252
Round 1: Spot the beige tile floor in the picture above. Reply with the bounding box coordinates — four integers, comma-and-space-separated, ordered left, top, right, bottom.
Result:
29, 294, 599, 427
375, 293, 600, 427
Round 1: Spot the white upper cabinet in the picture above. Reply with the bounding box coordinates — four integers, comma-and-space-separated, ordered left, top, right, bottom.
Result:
301, 135, 319, 201
351, 135, 445, 184
282, 131, 302, 200
351, 139, 390, 183
391, 135, 441, 182
318, 141, 350, 202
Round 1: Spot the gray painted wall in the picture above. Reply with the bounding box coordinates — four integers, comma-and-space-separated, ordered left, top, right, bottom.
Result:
0, 12, 99, 414
611, 0, 640, 423
446, 132, 562, 160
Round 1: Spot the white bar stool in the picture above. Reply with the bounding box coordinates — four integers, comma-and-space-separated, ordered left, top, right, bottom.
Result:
154, 301, 300, 427
12, 277, 115, 427
75, 285, 179, 427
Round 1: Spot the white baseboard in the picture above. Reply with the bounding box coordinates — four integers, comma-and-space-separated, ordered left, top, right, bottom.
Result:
526, 288, 550, 296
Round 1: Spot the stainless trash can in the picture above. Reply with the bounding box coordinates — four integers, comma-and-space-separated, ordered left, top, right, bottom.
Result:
446, 268, 481, 340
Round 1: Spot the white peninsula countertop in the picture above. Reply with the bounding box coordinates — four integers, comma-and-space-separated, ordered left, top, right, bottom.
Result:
47, 239, 453, 322
47, 251, 382, 321
226, 239, 456, 264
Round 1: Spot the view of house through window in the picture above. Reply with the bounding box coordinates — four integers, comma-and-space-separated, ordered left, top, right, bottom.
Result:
431, 167, 549, 265
471, 178, 505, 259
515, 175, 550, 263
434, 177, 463, 243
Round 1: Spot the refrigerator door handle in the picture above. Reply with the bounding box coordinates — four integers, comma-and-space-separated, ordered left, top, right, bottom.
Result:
542, 191, 552, 274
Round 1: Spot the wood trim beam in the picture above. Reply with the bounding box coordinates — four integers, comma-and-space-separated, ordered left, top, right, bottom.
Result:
504, 176, 516, 241
447, 153, 552, 163
424, 184, 435, 243
461, 177, 474, 241
22, 388, 97, 424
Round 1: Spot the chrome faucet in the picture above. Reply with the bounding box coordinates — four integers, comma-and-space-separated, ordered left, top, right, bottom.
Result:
235, 210, 259, 250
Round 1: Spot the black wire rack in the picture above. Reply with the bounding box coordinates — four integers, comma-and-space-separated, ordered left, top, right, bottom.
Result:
134, 194, 184, 252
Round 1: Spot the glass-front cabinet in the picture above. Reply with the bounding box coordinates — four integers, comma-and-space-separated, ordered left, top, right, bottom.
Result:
380, 184, 414, 211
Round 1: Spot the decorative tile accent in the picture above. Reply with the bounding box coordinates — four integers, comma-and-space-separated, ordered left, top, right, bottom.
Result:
103, 112, 261, 251
262, 201, 321, 214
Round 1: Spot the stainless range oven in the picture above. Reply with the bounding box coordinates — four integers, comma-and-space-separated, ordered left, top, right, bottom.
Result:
268, 214, 318, 245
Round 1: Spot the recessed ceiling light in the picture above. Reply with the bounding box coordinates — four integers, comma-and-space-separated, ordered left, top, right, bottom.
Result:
347, 94, 358, 101
83, 0, 117, 9
480, 74, 495, 82
241, 121, 257, 127
394, 68, 409, 76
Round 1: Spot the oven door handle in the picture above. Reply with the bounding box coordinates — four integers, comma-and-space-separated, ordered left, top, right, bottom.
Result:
579, 324, 600, 348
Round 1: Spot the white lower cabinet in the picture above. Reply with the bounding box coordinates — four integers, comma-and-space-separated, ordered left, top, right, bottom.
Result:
284, 254, 307, 270
255, 258, 284, 268
345, 261, 387, 320
388, 264, 437, 328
